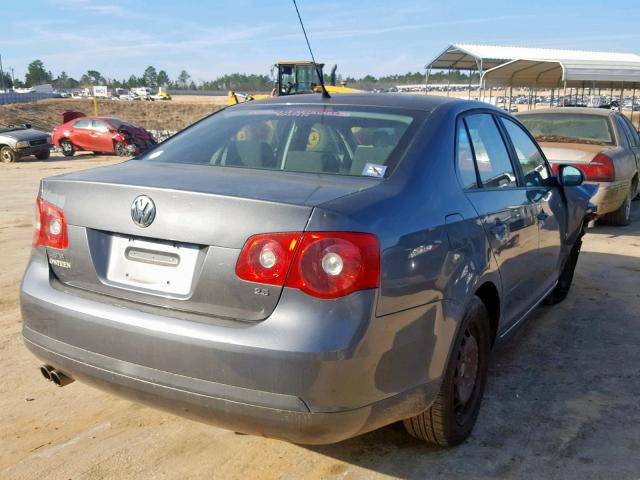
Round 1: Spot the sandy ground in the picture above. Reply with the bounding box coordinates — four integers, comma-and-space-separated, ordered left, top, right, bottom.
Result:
1, 154, 640, 480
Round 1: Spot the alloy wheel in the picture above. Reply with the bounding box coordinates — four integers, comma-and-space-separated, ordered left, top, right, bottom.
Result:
453, 327, 479, 419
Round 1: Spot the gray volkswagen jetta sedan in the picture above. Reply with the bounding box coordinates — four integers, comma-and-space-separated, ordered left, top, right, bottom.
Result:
21, 94, 595, 446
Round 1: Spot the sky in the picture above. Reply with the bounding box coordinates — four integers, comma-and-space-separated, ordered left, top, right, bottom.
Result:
3, 0, 640, 83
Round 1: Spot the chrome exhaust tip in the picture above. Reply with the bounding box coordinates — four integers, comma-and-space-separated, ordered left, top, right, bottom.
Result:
49, 369, 74, 387
40, 365, 54, 381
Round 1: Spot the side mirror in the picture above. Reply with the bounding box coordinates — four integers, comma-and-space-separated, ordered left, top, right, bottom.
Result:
557, 164, 584, 187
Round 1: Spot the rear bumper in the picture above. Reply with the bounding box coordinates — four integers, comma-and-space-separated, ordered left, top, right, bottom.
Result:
589, 179, 630, 215
24, 329, 437, 444
21, 249, 454, 444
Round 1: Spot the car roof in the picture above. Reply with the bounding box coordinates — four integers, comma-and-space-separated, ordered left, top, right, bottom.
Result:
70, 117, 123, 122
236, 93, 477, 113
516, 107, 614, 117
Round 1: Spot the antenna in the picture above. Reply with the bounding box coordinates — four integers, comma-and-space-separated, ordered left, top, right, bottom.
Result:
292, 0, 331, 99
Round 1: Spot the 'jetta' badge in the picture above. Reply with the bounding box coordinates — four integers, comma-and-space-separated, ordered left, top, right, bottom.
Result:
131, 195, 156, 228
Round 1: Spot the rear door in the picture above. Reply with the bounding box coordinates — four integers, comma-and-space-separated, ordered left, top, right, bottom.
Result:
458, 112, 541, 328
70, 119, 93, 150
499, 116, 562, 296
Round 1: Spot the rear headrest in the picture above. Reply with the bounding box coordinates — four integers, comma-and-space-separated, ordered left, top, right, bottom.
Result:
285, 150, 339, 173
226, 140, 276, 168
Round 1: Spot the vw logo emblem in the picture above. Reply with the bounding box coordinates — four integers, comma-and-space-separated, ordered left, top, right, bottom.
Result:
131, 195, 156, 228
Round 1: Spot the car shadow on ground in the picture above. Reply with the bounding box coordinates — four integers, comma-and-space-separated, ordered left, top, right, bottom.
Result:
304, 247, 640, 479
15, 152, 122, 164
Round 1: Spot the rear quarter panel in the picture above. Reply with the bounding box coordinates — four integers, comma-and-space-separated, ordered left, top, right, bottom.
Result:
312, 103, 501, 320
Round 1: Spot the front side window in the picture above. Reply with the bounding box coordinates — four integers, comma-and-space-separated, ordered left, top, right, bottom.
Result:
107, 118, 132, 129
464, 114, 517, 188
92, 121, 110, 133
501, 117, 550, 187
139, 105, 419, 177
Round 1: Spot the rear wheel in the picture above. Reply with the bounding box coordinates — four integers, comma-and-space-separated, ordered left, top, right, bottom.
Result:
602, 189, 632, 226
1, 146, 17, 163
60, 140, 74, 157
403, 296, 491, 446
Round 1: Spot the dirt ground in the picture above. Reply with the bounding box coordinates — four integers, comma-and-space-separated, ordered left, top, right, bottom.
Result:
1, 154, 639, 480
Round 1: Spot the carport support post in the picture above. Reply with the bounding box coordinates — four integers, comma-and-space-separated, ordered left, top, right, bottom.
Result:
424, 67, 431, 96
0, 54, 5, 92
508, 86, 513, 111
467, 69, 472, 99
447, 69, 451, 97
631, 88, 636, 125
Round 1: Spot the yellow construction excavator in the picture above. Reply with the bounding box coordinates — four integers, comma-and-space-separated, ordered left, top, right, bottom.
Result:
228, 61, 361, 105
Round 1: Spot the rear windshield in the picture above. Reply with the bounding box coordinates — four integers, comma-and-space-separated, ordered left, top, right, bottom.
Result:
138, 104, 420, 177
519, 113, 614, 146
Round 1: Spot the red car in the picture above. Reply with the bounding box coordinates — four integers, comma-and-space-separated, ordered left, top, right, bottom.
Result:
52, 112, 155, 157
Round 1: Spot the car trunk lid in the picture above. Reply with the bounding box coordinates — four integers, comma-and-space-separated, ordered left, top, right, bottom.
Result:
41, 160, 377, 322
537, 142, 611, 164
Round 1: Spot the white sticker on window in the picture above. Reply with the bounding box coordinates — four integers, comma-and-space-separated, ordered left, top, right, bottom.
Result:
362, 163, 387, 178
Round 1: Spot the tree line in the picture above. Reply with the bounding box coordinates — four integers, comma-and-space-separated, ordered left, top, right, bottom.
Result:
1, 59, 480, 92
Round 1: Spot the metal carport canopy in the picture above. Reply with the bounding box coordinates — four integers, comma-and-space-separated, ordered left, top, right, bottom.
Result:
482, 58, 640, 89
426, 44, 640, 73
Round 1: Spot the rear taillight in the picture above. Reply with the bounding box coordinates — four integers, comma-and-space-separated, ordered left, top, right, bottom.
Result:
552, 153, 615, 182
235, 232, 301, 285
584, 153, 615, 182
33, 197, 68, 249
236, 231, 380, 299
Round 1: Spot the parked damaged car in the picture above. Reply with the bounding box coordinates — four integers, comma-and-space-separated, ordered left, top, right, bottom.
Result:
0, 123, 51, 163
51, 111, 156, 157
22, 94, 596, 447
517, 108, 640, 226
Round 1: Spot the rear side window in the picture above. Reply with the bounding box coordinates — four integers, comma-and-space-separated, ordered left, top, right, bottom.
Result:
500, 117, 550, 187
464, 114, 517, 188
73, 119, 92, 129
456, 123, 478, 189
617, 115, 640, 147
139, 105, 420, 178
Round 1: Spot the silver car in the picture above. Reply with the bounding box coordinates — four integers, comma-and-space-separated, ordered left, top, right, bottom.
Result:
21, 94, 595, 446
517, 107, 640, 226
0, 123, 51, 162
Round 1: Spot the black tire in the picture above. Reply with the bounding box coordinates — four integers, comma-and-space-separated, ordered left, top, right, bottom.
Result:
60, 140, 74, 157
1, 146, 18, 163
403, 296, 491, 446
543, 236, 582, 305
114, 142, 127, 157
35, 150, 50, 160
601, 189, 632, 226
